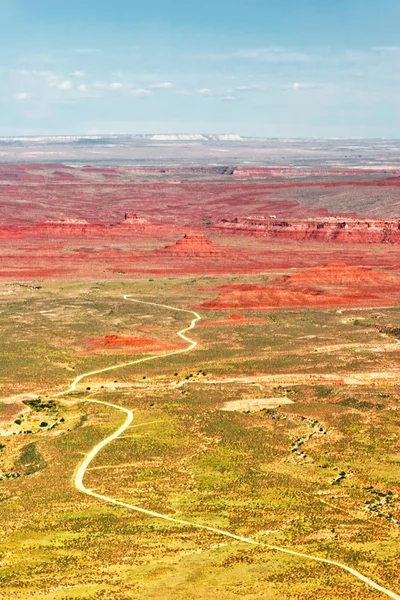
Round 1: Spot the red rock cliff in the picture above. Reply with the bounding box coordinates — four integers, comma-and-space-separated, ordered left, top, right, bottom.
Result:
217, 217, 400, 244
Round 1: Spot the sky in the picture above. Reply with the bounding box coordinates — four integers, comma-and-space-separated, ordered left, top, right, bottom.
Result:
1, 0, 400, 137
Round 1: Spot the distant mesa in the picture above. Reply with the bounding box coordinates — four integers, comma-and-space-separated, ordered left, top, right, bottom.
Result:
150, 133, 244, 142
122, 212, 149, 225
162, 233, 222, 256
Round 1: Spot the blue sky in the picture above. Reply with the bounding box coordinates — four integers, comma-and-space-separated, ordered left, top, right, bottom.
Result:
1, 0, 400, 137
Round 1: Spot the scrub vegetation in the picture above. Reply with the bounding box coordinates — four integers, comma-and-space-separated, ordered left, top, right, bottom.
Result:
0, 278, 399, 599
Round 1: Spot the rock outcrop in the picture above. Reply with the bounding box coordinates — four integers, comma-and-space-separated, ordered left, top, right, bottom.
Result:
122, 212, 149, 225
162, 233, 222, 256
217, 217, 400, 244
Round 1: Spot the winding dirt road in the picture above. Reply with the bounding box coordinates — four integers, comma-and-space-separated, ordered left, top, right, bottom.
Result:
61, 296, 400, 600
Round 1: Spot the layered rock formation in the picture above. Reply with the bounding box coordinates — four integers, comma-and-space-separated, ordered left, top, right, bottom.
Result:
162, 233, 222, 256
217, 217, 400, 243
30, 220, 107, 236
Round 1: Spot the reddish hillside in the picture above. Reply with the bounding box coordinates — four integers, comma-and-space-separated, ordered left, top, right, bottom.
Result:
199, 263, 400, 310
200, 287, 375, 310
273, 263, 400, 288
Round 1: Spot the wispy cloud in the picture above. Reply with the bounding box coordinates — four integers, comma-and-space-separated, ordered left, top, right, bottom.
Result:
196, 88, 212, 96
150, 82, 174, 89
54, 80, 73, 90
286, 81, 325, 91
14, 92, 29, 101
234, 85, 263, 92
131, 88, 152, 97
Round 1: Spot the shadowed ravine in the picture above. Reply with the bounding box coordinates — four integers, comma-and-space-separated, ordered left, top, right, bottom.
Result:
55, 296, 400, 600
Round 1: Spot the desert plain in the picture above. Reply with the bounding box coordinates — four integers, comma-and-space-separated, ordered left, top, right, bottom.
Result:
0, 138, 399, 600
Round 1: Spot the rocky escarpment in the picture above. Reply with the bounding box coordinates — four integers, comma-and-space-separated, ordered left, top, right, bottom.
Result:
27, 220, 108, 236
0, 213, 157, 237
217, 217, 400, 243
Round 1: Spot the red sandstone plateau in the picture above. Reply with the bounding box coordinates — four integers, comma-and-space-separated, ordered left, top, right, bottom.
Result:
218, 217, 400, 243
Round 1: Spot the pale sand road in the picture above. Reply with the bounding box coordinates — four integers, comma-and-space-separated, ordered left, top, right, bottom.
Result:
56, 295, 400, 600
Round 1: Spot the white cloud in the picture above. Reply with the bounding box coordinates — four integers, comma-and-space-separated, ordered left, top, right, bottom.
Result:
289, 82, 323, 90
150, 82, 174, 89
56, 80, 73, 90
77, 83, 88, 93
235, 85, 262, 92
196, 88, 211, 96
218, 95, 236, 101
14, 92, 29, 101
71, 70, 85, 78
131, 88, 152, 97
92, 81, 127, 91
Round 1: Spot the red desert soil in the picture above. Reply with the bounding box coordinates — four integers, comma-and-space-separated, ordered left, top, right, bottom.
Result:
200, 314, 268, 327
1, 165, 400, 280
199, 263, 400, 310
1, 221, 400, 279
85, 335, 181, 352
0, 163, 384, 226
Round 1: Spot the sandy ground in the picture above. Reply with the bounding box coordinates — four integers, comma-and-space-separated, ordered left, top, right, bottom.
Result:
221, 397, 293, 411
